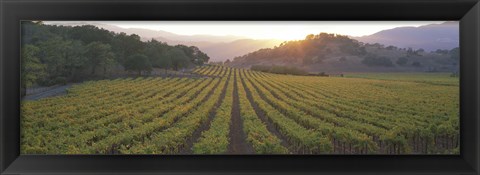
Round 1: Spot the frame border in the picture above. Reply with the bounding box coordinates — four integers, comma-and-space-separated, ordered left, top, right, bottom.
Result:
1, 0, 479, 174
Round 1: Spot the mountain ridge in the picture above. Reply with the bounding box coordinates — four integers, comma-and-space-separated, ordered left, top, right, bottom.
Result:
353, 21, 459, 51
43, 21, 281, 62
44, 21, 459, 64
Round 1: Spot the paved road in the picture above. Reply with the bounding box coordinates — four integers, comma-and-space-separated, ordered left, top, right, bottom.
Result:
23, 84, 74, 101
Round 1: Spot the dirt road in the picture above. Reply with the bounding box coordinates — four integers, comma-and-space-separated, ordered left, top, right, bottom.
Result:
23, 84, 74, 101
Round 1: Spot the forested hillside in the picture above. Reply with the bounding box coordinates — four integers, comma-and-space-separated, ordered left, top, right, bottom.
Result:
229, 33, 459, 73
21, 21, 210, 95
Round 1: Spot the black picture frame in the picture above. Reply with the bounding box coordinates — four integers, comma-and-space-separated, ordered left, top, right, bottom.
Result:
1, 0, 479, 174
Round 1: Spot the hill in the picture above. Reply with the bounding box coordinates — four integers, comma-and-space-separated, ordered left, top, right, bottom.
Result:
229, 33, 459, 73
353, 21, 459, 51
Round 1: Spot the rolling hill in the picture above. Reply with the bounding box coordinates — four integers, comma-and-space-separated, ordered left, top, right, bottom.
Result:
229, 33, 459, 73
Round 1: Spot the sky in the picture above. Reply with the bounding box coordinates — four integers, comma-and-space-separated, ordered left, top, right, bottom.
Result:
44, 21, 446, 41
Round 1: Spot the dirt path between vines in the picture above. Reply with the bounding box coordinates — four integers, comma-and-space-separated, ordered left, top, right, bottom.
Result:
227, 70, 254, 154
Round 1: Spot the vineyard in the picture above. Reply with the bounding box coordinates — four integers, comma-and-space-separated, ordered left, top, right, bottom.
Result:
21, 65, 459, 154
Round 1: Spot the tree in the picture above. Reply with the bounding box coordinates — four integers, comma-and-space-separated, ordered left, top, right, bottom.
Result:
111, 33, 144, 65
21, 45, 46, 89
20, 22, 213, 85
435, 49, 449, 55
250, 65, 307, 75
144, 39, 170, 68
68, 25, 114, 45
37, 36, 71, 85
164, 48, 190, 71
35, 36, 90, 85
157, 53, 173, 74
224, 59, 231, 65
124, 54, 152, 75
85, 42, 115, 76
396, 57, 408, 66
63, 40, 88, 81
386, 45, 397, 50
449, 47, 460, 61
305, 34, 315, 40
411, 61, 422, 67
362, 55, 394, 67
175, 45, 210, 65
22, 21, 56, 45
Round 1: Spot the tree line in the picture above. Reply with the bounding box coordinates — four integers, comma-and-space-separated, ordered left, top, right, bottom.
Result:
21, 21, 209, 94
250, 65, 308, 76
231, 33, 460, 71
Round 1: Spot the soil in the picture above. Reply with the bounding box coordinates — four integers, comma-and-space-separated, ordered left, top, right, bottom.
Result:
227, 70, 254, 154
23, 84, 75, 101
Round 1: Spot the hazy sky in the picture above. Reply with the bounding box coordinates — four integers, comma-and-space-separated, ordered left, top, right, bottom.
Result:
45, 21, 446, 40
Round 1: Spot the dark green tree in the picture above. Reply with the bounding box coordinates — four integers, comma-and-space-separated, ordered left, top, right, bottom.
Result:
175, 45, 210, 65
21, 45, 46, 88
224, 59, 231, 65
63, 40, 88, 81
124, 54, 152, 75
362, 55, 394, 67
111, 33, 144, 66
412, 61, 422, 67
20, 22, 212, 86
85, 42, 115, 75
449, 47, 460, 61
68, 25, 114, 45
144, 39, 170, 68
37, 36, 71, 84
396, 57, 408, 66
164, 48, 190, 71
